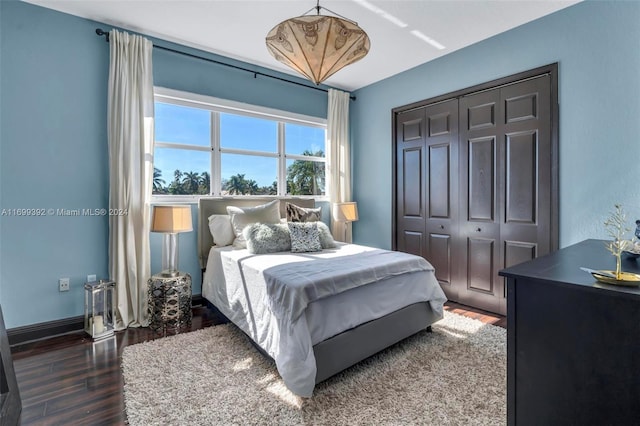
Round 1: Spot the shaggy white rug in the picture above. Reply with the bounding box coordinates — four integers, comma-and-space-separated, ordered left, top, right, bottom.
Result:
122, 311, 506, 425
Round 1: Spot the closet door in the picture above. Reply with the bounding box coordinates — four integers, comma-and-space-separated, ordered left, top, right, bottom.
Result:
459, 89, 503, 313
459, 75, 552, 315
394, 67, 557, 316
500, 75, 552, 271
396, 108, 427, 258
423, 100, 459, 300
396, 101, 459, 300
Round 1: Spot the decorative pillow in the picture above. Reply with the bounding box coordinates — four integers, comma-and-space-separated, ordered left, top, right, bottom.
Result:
207, 214, 235, 247
243, 223, 291, 254
316, 221, 337, 249
226, 200, 280, 248
288, 222, 322, 253
286, 202, 321, 222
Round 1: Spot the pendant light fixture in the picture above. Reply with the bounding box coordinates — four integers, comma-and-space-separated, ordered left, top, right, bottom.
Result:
265, 1, 370, 85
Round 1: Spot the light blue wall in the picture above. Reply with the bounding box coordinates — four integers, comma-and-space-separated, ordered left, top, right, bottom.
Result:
0, 0, 328, 328
351, 0, 640, 250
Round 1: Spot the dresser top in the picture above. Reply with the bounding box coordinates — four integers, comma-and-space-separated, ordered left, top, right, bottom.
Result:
499, 239, 640, 296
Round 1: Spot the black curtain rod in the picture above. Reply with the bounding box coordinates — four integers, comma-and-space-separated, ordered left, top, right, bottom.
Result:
95, 29, 355, 101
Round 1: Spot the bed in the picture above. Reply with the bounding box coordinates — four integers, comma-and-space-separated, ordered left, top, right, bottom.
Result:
198, 197, 447, 397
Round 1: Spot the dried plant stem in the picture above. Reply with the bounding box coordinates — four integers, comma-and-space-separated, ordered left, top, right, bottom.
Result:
604, 204, 631, 279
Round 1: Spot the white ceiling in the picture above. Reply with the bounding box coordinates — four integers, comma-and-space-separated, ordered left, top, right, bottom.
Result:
24, 0, 580, 91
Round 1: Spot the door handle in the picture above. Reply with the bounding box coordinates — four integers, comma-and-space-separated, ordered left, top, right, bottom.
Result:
440, 225, 445, 229
476, 227, 482, 232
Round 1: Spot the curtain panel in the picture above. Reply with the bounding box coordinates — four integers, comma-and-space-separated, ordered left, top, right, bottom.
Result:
327, 89, 353, 242
107, 29, 154, 329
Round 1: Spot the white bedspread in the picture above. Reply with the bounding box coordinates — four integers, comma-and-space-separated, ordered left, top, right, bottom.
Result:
203, 243, 446, 397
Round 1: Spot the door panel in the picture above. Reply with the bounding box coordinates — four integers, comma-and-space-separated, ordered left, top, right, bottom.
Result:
396, 109, 426, 256
460, 89, 502, 313
402, 231, 424, 257
467, 237, 496, 293
428, 144, 450, 218
500, 76, 552, 258
402, 147, 424, 217
468, 136, 496, 222
424, 99, 459, 300
505, 131, 537, 224
429, 233, 452, 288
504, 240, 537, 269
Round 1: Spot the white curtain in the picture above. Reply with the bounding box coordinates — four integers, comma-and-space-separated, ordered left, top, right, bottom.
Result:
327, 89, 353, 242
107, 29, 154, 329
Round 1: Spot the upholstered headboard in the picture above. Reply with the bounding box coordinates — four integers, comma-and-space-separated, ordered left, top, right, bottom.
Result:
197, 197, 315, 269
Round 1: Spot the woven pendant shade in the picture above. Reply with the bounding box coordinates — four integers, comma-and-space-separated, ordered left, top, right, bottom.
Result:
266, 14, 370, 85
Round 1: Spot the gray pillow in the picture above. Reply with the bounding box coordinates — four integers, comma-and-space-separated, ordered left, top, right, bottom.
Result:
316, 221, 337, 249
288, 222, 322, 253
286, 202, 321, 222
226, 200, 280, 248
243, 223, 291, 254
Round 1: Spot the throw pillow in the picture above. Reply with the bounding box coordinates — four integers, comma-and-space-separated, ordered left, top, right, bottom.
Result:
288, 222, 322, 253
286, 202, 321, 222
207, 214, 235, 247
226, 200, 281, 248
316, 221, 337, 249
243, 223, 291, 254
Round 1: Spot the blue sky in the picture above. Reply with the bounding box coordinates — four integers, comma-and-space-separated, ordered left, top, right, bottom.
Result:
154, 102, 325, 189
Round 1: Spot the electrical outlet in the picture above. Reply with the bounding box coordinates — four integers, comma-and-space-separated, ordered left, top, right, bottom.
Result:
87, 274, 97, 283
59, 278, 70, 292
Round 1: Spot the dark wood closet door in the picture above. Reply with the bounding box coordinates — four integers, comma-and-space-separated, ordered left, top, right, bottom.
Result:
396, 108, 427, 258
423, 100, 459, 300
396, 100, 460, 300
393, 65, 557, 316
459, 89, 503, 313
500, 75, 552, 264
459, 75, 552, 314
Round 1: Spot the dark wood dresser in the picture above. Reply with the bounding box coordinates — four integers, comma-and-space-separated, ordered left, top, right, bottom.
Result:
499, 239, 640, 426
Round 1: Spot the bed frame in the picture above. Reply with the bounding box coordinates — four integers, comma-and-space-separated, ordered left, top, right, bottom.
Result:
197, 197, 441, 385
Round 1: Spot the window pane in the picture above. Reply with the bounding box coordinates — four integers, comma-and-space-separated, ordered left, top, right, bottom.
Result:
286, 159, 326, 196
220, 113, 277, 152
153, 147, 210, 195
221, 154, 277, 195
285, 124, 325, 157
155, 102, 211, 147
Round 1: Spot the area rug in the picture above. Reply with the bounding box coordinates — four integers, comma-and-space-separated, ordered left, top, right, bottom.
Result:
121, 311, 506, 425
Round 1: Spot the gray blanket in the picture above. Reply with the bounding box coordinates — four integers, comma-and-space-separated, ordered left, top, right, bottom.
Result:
262, 248, 434, 329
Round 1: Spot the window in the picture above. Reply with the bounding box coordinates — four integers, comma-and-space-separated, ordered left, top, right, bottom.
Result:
152, 88, 327, 198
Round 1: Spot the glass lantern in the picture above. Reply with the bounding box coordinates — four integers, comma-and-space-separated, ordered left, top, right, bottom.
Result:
84, 279, 116, 340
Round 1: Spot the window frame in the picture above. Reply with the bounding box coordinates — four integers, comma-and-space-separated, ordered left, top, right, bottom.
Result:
152, 87, 328, 203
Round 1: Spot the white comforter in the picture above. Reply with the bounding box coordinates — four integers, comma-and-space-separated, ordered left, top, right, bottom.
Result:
203, 243, 446, 397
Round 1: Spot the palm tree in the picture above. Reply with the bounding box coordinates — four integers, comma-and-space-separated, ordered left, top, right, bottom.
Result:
287, 150, 325, 195
153, 167, 165, 193
246, 179, 259, 195
182, 171, 201, 194
199, 172, 210, 195
224, 173, 248, 195
168, 169, 185, 194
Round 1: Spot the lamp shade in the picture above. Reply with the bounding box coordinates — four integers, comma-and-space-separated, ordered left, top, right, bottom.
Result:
266, 14, 370, 85
151, 205, 193, 233
333, 202, 359, 222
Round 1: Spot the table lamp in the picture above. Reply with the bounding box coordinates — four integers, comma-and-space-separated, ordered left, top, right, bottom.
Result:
332, 201, 359, 243
151, 205, 193, 277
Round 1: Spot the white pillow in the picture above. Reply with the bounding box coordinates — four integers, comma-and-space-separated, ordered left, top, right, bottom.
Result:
207, 214, 235, 247
226, 200, 281, 248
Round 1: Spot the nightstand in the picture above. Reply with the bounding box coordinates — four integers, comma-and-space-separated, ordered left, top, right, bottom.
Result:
147, 272, 192, 330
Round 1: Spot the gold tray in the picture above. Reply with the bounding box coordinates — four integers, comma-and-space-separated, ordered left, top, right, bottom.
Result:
591, 270, 640, 287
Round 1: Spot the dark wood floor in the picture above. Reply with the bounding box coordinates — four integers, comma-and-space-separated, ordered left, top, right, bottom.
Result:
10, 302, 504, 425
